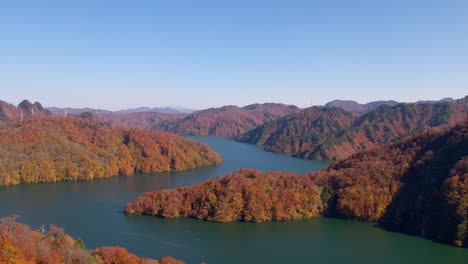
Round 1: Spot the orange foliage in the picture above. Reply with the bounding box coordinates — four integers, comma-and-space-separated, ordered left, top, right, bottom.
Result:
167, 103, 300, 136
125, 169, 325, 223
127, 122, 468, 247
0, 115, 222, 186
236, 97, 467, 160
0, 216, 185, 264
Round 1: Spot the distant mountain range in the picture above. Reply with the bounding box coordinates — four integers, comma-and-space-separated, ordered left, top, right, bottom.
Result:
115, 106, 195, 114
97, 103, 301, 136
100, 112, 187, 130
2, 101, 301, 136
46, 107, 113, 115
46, 106, 195, 116
325, 100, 399, 114
324, 98, 454, 114
163, 103, 301, 136
3, 98, 463, 142
235, 96, 467, 160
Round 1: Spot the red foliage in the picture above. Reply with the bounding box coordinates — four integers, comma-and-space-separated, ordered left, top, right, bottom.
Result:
127, 122, 468, 247
236, 97, 468, 160
167, 103, 300, 136
0, 115, 222, 186
125, 169, 324, 222
0, 216, 185, 264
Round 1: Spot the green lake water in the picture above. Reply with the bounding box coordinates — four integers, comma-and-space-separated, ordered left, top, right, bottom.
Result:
0, 136, 466, 263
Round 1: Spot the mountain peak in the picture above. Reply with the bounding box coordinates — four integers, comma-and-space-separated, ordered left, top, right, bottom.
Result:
17, 100, 51, 115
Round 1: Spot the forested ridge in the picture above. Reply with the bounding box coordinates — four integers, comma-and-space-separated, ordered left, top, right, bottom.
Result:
235, 96, 467, 160
161, 103, 301, 136
126, 121, 468, 247
47, 103, 300, 137
0, 114, 222, 186
324, 99, 399, 114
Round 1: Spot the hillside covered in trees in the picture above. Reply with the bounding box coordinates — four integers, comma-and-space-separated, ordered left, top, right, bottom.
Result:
50, 102, 300, 137
0, 100, 50, 122
235, 96, 467, 160
163, 103, 300, 136
0, 216, 184, 263
0, 114, 222, 186
126, 121, 468, 247
324, 99, 399, 114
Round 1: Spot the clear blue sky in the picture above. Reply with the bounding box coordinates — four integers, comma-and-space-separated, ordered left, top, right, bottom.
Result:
1, 0, 467, 110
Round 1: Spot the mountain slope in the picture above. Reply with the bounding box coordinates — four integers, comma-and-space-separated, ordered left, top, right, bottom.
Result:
166, 103, 300, 136
0, 101, 21, 121
322, 121, 468, 247
325, 100, 399, 114
49, 103, 300, 136
0, 99, 50, 121
236, 96, 467, 160
234, 106, 355, 159
0, 115, 221, 186
126, 122, 468, 247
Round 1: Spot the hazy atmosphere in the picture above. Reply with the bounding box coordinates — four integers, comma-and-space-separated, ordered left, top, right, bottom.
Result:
1, 0, 467, 109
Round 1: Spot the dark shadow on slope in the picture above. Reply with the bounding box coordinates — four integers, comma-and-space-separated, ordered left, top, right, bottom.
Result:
378, 124, 468, 247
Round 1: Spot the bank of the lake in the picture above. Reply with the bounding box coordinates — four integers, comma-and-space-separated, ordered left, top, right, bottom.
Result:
0, 137, 466, 263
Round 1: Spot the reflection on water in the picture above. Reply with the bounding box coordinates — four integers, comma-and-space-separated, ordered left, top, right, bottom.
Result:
0, 137, 466, 263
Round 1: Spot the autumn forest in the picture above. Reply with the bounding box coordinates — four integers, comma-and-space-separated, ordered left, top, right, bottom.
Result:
0, 96, 467, 264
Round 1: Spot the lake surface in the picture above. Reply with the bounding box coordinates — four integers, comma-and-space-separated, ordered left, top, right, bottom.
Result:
0, 136, 467, 263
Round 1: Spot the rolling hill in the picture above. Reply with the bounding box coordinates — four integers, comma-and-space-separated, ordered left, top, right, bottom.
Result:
126, 121, 468, 247
236, 96, 467, 160
165, 103, 300, 136
0, 114, 222, 186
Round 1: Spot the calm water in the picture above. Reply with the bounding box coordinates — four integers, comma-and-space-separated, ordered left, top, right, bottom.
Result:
0, 137, 466, 263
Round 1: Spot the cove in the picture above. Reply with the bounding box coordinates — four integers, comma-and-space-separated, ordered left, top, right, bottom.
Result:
0, 136, 466, 263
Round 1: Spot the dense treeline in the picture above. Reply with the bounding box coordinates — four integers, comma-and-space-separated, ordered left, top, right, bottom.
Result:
0, 216, 184, 263
126, 122, 468, 247
0, 115, 222, 186
235, 96, 467, 160
125, 169, 324, 223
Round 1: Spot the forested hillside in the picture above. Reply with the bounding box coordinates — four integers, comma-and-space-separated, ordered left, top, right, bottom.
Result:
164, 103, 300, 136
126, 122, 468, 247
0, 114, 222, 186
236, 97, 467, 160
324, 99, 399, 114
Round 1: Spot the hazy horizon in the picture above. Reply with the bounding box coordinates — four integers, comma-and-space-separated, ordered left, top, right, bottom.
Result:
1, 1, 467, 109
2, 95, 464, 112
